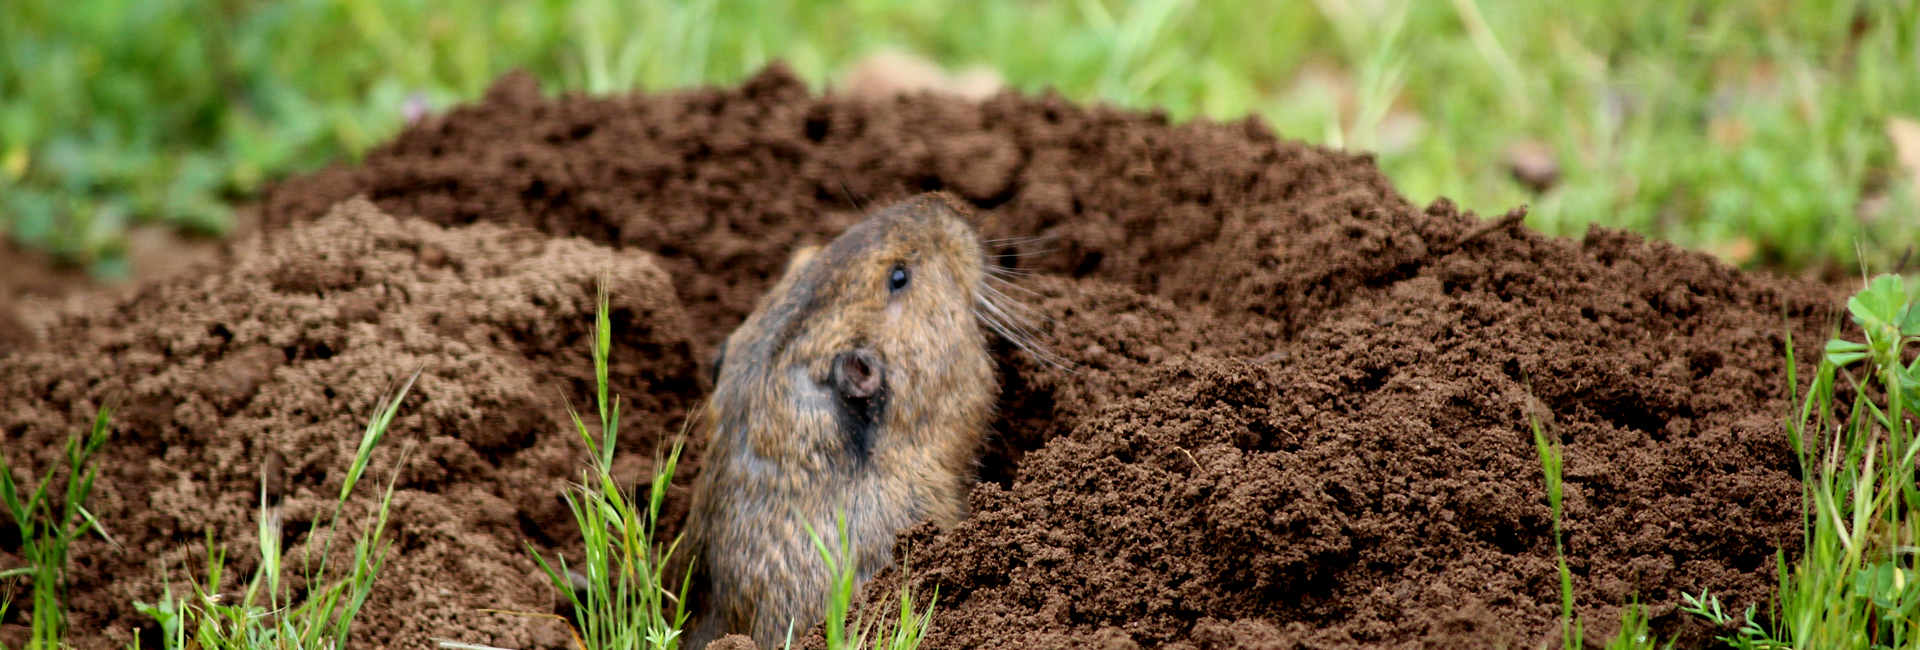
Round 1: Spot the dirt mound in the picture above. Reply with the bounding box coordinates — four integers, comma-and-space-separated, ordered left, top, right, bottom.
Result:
3, 65, 1840, 647
867, 237, 1820, 648
2, 199, 700, 648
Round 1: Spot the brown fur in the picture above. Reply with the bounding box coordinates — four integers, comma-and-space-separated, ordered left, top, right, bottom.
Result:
681, 193, 999, 648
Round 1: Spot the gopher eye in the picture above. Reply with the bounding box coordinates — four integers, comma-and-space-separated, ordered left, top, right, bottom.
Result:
888, 263, 910, 293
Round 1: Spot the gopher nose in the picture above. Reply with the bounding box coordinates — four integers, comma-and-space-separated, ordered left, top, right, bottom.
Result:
833, 349, 885, 399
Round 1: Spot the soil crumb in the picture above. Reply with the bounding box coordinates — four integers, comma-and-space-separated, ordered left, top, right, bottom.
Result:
4, 65, 1840, 648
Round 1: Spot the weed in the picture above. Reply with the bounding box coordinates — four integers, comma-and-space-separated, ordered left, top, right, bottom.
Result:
805, 513, 861, 650
130, 369, 418, 650
1530, 416, 1582, 650
1684, 273, 1920, 649
526, 284, 691, 649
1605, 599, 1660, 650
1531, 417, 1673, 649
800, 512, 937, 650
0, 405, 112, 650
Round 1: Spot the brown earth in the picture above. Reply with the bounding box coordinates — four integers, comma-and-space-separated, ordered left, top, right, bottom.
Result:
1, 65, 1841, 648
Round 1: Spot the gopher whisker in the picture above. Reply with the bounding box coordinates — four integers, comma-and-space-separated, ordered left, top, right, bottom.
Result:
985, 273, 1044, 297
978, 283, 1040, 324
974, 285, 1072, 371
983, 284, 1052, 325
994, 247, 1061, 258
983, 234, 1057, 245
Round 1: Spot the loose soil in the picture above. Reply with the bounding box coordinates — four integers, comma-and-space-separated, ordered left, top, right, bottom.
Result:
2, 66, 1840, 649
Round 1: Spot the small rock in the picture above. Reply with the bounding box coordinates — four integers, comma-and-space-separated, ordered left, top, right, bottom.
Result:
1505, 140, 1560, 193
842, 48, 1004, 102
1375, 110, 1427, 156
1705, 237, 1757, 266
1890, 116, 1920, 210
403, 91, 432, 124
1856, 192, 1891, 225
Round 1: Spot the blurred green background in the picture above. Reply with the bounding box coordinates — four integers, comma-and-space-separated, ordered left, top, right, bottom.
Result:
2, 0, 1916, 278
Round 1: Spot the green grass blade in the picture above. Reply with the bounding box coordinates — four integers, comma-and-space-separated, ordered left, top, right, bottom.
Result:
341, 368, 421, 501
0, 463, 28, 538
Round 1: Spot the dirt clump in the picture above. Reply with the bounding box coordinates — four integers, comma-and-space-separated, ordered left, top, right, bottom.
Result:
4, 65, 1840, 648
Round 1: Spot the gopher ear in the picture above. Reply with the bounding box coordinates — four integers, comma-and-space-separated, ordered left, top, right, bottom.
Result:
783, 245, 821, 278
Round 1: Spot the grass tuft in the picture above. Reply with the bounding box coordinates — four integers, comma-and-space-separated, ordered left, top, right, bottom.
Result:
1606, 598, 1658, 650
799, 512, 936, 650
525, 283, 691, 650
1685, 272, 1920, 649
131, 369, 418, 650
0, 405, 113, 650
